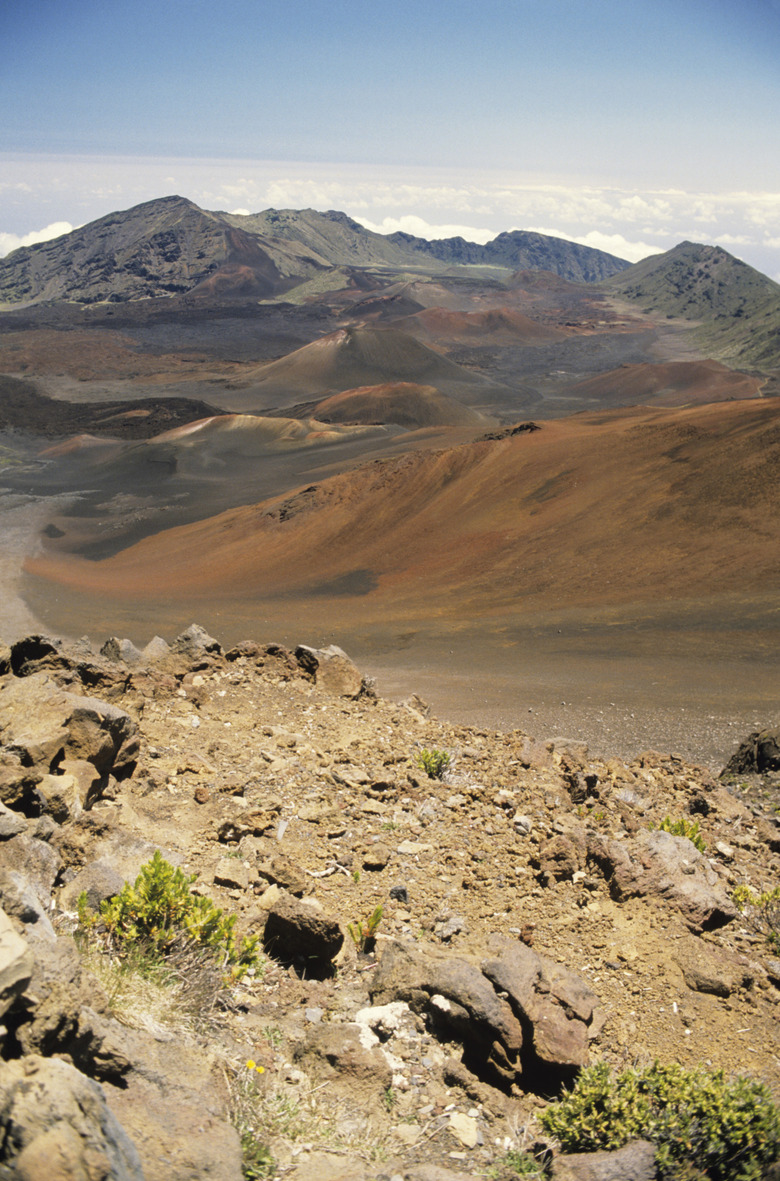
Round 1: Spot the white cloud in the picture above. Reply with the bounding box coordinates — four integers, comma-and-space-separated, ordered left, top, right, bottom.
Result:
715, 232, 752, 246
525, 227, 664, 264
0, 220, 74, 258
353, 214, 496, 243
230, 207, 252, 216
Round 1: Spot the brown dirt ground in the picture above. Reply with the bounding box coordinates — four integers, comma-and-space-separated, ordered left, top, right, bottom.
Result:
67, 640, 780, 1176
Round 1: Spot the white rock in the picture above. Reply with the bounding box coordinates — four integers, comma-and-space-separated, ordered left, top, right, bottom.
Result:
448, 1111, 479, 1148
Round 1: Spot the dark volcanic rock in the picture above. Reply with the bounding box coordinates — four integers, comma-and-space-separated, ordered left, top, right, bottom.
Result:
722, 727, 780, 775
263, 894, 344, 968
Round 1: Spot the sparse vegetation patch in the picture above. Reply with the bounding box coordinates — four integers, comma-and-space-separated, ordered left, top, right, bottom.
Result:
416, 747, 451, 779
651, 815, 706, 852
733, 883, 780, 953
539, 1061, 780, 1181
78, 850, 260, 982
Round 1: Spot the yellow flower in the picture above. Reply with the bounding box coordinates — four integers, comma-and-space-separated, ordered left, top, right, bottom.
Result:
255, 1065, 265, 1074
246, 1059, 265, 1074
246, 1059, 256, 1070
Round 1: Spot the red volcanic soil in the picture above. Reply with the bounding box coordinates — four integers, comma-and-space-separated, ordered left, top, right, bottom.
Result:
285, 382, 493, 429
27, 398, 780, 623
567, 361, 765, 407
390, 306, 568, 347
239, 326, 505, 410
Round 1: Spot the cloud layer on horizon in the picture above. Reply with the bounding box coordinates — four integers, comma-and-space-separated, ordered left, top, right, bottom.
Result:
1, 155, 779, 279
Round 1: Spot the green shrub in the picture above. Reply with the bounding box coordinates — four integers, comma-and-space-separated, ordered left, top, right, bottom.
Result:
79, 850, 259, 981
733, 884, 780, 953
539, 1061, 780, 1181
416, 748, 451, 779
653, 816, 706, 853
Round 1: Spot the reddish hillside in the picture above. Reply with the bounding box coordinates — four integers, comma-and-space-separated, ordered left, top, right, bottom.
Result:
567, 361, 764, 408
28, 399, 780, 624
237, 326, 510, 411
390, 306, 568, 347
286, 382, 492, 429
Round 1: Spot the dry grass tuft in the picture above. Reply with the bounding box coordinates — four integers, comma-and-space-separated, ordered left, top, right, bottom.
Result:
81, 938, 227, 1039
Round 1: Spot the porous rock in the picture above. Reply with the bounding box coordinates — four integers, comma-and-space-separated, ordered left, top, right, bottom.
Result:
0, 800, 27, 839
371, 937, 600, 1089
294, 644, 366, 697
0, 752, 41, 813
58, 860, 126, 913
170, 623, 222, 660
0, 834, 61, 908
0, 870, 56, 942
587, 828, 737, 930
213, 857, 250, 890
370, 939, 524, 1085
141, 635, 171, 664
0, 1054, 144, 1181
257, 853, 306, 896
100, 637, 144, 666
673, 941, 742, 997
9, 634, 63, 677
0, 906, 34, 1019
550, 1138, 657, 1181
482, 937, 600, 1078
0, 671, 138, 783
538, 831, 586, 882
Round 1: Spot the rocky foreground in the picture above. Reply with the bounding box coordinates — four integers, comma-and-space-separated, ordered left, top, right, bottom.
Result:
0, 625, 778, 1181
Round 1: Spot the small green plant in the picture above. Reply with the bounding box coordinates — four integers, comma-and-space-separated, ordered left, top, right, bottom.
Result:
261, 1024, 283, 1050
79, 851, 260, 981
382, 1085, 396, 1112
733, 884, 780, 953
651, 816, 706, 853
230, 1062, 284, 1180
490, 1148, 546, 1178
347, 904, 383, 953
416, 748, 451, 779
240, 1131, 274, 1181
539, 1061, 780, 1181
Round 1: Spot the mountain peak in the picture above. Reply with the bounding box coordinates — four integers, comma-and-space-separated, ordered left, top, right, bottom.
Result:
604, 240, 780, 367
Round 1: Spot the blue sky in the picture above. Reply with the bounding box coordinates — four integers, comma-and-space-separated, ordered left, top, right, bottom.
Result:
2, 0, 780, 275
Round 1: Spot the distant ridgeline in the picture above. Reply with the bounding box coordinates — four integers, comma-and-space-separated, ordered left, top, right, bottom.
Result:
0, 195, 630, 307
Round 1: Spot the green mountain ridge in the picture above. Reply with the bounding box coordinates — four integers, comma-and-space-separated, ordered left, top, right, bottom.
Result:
603, 241, 780, 368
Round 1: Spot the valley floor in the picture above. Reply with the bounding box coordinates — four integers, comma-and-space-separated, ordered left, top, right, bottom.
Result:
13, 551, 779, 771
